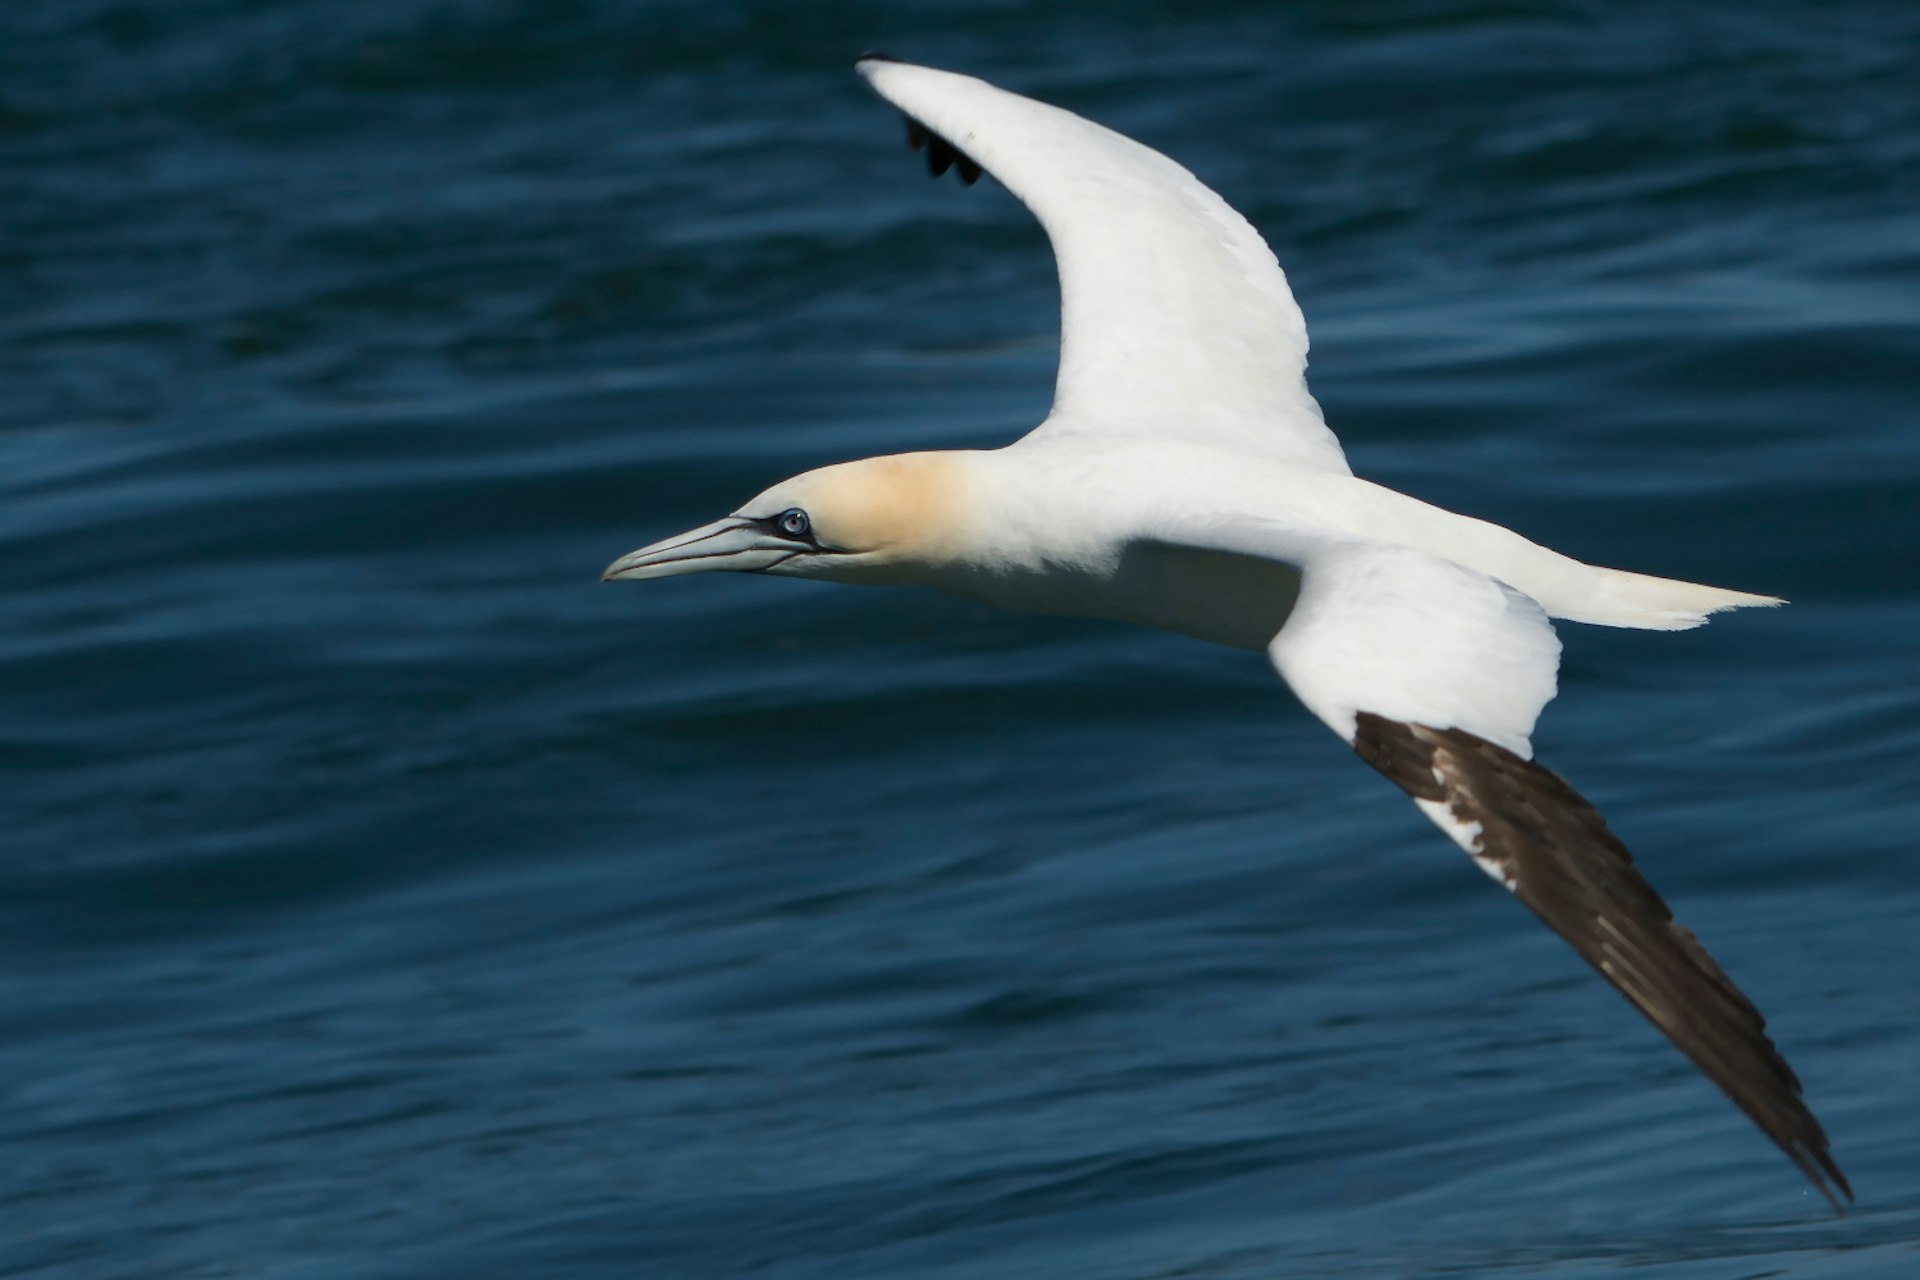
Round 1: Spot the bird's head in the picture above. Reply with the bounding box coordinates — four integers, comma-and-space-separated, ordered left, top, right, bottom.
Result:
601, 451, 978, 587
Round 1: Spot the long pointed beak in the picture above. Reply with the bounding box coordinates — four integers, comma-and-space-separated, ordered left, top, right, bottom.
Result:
601, 517, 798, 582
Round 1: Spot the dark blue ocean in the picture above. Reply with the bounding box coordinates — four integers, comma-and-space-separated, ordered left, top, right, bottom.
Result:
4, 3, 1918, 1276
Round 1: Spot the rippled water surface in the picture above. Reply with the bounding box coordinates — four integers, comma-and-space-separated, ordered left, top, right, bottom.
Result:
5, 3, 1919, 1277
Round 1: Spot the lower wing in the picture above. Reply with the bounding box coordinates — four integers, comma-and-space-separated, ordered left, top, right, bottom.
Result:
1153, 516, 1851, 1208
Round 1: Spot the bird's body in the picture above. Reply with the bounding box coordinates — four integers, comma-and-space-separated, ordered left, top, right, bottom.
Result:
605, 56, 1849, 1208
936, 444, 1310, 650
700, 439, 1772, 649
802, 443, 1309, 648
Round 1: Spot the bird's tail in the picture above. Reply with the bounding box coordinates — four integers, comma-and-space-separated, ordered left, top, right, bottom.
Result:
1574, 565, 1784, 631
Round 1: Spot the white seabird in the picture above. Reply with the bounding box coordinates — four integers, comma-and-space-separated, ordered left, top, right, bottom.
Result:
606, 56, 1850, 1208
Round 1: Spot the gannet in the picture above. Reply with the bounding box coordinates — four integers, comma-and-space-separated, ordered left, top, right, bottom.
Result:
606, 56, 1850, 1209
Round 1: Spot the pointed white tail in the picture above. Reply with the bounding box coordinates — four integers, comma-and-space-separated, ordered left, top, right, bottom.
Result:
1575, 565, 1784, 631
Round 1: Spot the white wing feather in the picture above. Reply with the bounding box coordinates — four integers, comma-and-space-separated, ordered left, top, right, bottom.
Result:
1141, 513, 1562, 757
856, 58, 1349, 473
1148, 514, 1563, 873
1270, 540, 1562, 759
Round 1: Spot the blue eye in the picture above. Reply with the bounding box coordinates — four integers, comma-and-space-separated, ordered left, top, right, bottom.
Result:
777, 508, 810, 538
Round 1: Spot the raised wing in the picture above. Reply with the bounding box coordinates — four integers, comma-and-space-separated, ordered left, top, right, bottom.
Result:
1151, 518, 1851, 1207
855, 56, 1349, 472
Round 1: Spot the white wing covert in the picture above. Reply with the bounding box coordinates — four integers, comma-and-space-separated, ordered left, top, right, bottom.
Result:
856, 56, 1349, 473
1267, 538, 1561, 758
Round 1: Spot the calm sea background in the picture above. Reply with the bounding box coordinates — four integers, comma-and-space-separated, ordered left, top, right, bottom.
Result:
4, 3, 1918, 1277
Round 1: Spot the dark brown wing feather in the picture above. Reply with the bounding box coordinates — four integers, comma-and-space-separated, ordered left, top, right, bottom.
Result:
1353, 712, 1851, 1210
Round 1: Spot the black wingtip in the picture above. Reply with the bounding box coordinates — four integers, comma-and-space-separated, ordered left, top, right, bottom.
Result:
926, 134, 957, 178
1795, 1146, 1852, 1216
855, 51, 904, 66
895, 114, 984, 187
1352, 713, 1856, 1215
1809, 1144, 1856, 1215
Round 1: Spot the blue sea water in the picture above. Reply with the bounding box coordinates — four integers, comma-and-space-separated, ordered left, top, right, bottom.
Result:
3, 2, 1919, 1276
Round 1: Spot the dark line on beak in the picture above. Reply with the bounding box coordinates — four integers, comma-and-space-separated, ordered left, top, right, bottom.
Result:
749, 552, 803, 574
